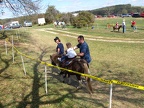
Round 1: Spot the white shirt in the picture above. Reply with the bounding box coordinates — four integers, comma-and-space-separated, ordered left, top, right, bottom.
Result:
122, 21, 126, 26
66, 48, 77, 58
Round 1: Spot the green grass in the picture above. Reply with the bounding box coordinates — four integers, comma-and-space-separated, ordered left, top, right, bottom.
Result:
39, 17, 144, 39
0, 17, 144, 108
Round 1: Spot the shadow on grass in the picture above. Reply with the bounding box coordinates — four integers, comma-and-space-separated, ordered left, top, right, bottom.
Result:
0, 30, 7, 39
0, 53, 12, 74
0, 102, 4, 108
12, 46, 106, 108
15, 47, 48, 108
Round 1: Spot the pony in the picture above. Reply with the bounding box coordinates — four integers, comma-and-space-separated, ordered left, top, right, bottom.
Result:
113, 25, 122, 32
50, 53, 93, 94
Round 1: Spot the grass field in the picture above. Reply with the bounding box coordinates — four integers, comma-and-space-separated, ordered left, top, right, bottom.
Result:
0, 17, 144, 108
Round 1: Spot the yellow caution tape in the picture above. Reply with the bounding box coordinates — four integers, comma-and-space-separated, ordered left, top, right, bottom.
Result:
5, 38, 144, 90
112, 80, 144, 90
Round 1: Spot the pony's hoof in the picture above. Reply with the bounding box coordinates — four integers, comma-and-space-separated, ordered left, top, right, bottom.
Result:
68, 82, 71, 85
68, 80, 71, 85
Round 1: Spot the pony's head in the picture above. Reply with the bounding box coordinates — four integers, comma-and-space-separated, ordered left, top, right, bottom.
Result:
50, 54, 61, 66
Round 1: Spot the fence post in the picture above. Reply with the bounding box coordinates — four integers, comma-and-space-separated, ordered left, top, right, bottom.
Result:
45, 65, 48, 94
16, 31, 18, 40
16, 30, 20, 40
21, 55, 26, 75
12, 35, 14, 63
5, 40, 7, 55
109, 83, 113, 108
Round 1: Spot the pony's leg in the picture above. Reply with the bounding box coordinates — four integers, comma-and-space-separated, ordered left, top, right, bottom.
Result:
83, 63, 93, 94
88, 69, 92, 81
67, 74, 71, 84
77, 79, 83, 89
86, 77, 93, 94
60, 74, 64, 82
62, 72, 68, 83
59, 71, 66, 82
76, 75, 83, 89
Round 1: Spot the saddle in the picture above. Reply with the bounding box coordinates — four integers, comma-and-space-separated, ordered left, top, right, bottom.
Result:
61, 57, 89, 68
61, 57, 76, 68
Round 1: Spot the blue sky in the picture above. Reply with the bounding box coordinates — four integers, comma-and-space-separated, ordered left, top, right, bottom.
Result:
0, 0, 144, 19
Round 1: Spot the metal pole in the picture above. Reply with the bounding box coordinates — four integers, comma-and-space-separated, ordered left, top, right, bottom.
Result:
12, 35, 14, 63
16, 30, 20, 40
18, 29, 20, 39
45, 65, 48, 94
5, 40, 7, 55
109, 84, 113, 108
21, 55, 26, 75
16, 31, 17, 39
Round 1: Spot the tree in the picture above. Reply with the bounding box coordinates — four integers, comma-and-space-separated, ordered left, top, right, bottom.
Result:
71, 11, 95, 28
45, 5, 59, 24
0, 0, 41, 15
122, 9, 128, 14
59, 13, 73, 24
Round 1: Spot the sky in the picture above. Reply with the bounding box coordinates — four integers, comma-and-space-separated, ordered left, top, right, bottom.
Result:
0, 0, 144, 19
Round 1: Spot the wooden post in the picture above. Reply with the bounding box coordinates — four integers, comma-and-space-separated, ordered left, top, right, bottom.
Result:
12, 35, 14, 63
45, 65, 48, 94
5, 40, 7, 55
21, 55, 26, 75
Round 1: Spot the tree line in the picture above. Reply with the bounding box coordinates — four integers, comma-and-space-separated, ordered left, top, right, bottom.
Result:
1, 4, 144, 28
0, 5, 95, 28
89, 4, 144, 16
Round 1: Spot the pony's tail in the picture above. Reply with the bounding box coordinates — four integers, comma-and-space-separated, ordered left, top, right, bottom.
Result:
83, 63, 93, 94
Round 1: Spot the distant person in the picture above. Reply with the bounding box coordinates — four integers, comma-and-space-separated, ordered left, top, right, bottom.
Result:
122, 19, 126, 33
54, 37, 64, 56
61, 21, 66, 29
115, 22, 119, 28
131, 20, 137, 32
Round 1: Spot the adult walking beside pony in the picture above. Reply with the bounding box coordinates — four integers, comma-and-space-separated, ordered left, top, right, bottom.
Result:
73, 35, 91, 64
54, 37, 64, 56
73, 35, 92, 74
122, 19, 126, 33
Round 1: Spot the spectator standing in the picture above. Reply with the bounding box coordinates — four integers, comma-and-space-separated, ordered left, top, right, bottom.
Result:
131, 20, 137, 32
122, 19, 126, 33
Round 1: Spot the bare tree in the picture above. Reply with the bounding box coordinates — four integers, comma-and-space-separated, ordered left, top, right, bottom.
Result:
0, 0, 42, 15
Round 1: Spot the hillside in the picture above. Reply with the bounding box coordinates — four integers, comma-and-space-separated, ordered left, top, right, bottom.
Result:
91, 4, 144, 15
75, 4, 144, 16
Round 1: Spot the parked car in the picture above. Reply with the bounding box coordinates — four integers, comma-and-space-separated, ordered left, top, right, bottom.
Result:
10, 23, 21, 29
121, 14, 131, 17
132, 13, 141, 18
24, 21, 32, 27
0, 25, 4, 30
5, 21, 21, 29
140, 13, 144, 17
